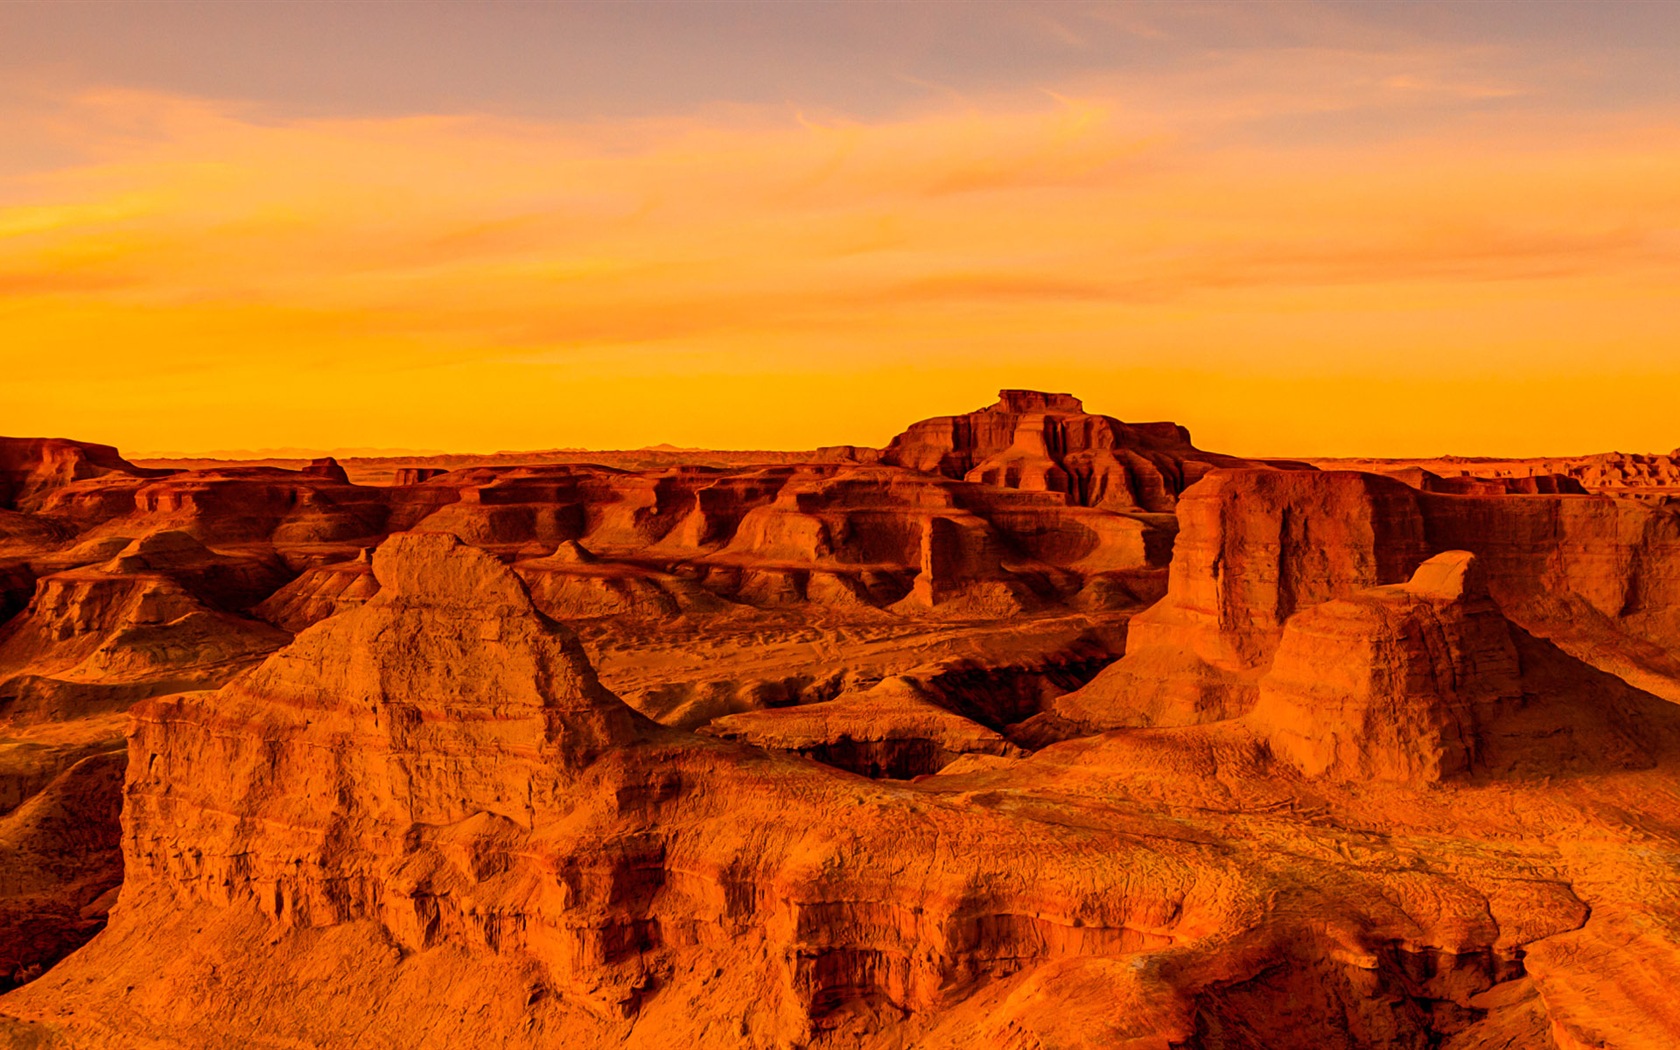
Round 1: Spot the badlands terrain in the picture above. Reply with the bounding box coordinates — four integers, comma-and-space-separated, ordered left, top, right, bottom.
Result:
1, 389, 1679, 1049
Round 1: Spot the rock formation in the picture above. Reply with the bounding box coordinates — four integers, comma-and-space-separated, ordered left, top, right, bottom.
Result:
1310, 450, 1680, 499
300, 456, 351, 484
1055, 470, 1428, 729
1057, 467, 1680, 732
0, 438, 170, 514
3, 397, 1680, 1047
4, 525, 1638, 1049
0, 550, 288, 722
254, 549, 379, 632
0, 749, 124, 990
703, 676, 1025, 778
880, 388, 1309, 512
393, 466, 448, 486
1253, 551, 1523, 783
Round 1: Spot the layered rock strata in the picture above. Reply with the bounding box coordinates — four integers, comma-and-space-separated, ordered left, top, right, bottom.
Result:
1058, 468, 1680, 731
703, 676, 1025, 778
1253, 551, 1523, 783
3, 529, 1622, 1049
880, 389, 1309, 512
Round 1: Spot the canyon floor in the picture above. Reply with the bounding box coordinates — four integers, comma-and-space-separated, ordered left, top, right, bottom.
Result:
2, 390, 1679, 1049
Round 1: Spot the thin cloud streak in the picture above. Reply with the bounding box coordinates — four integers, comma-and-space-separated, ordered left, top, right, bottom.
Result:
3, 37, 1680, 455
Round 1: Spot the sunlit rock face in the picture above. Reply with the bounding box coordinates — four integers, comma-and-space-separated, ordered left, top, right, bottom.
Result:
5, 398, 1680, 1048
1254, 551, 1525, 784
880, 388, 1310, 513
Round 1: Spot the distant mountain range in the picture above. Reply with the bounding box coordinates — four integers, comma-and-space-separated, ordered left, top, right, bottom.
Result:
131, 446, 452, 460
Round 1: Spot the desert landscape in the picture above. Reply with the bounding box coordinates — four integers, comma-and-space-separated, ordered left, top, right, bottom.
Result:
8, 2, 1680, 1047
0, 389, 1677, 1049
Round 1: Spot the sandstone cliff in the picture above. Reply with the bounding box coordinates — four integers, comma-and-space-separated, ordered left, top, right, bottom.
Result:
1254, 551, 1524, 783
1057, 468, 1680, 733
4, 528, 1629, 1049
4, 405, 1680, 1048
880, 389, 1309, 513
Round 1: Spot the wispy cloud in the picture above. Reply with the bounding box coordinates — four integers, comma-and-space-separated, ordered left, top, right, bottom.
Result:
4, 39, 1680, 455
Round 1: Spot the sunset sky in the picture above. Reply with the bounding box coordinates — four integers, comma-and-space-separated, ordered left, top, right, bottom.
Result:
3, 1, 1678, 457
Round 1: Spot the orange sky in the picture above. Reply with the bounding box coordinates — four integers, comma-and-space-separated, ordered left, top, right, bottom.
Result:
3, 3, 1679, 458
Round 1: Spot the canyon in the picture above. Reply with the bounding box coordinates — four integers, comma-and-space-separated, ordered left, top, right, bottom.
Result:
2, 391, 1679, 1048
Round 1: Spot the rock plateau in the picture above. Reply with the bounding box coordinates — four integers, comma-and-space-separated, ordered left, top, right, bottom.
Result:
0, 394, 1678, 1049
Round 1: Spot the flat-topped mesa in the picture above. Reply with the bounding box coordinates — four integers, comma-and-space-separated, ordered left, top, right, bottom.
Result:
996, 389, 1085, 413
300, 456, 350, 484
879, 389, 1293, 513
392, 466, 447, 486
1251, 551, 1523, 784
0, 438, 170, 513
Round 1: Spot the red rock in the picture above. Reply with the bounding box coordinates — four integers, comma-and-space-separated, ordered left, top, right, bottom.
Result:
1252, 551, 1523, 783
392, 466, 448, 485
1056, 470, 1428, 729
4, 410, 1680, 1048
880, 389, 1309, 513
300, 456, 350, 484
254, 550, 379, 632
0, 558, 288, 723
515, 541, 725, 622
0, 438, 168, 514
4, 512, 1623, 1049
703, 676, 1024, 778
0, 749, 125, 990
1059, 466, 1680, 732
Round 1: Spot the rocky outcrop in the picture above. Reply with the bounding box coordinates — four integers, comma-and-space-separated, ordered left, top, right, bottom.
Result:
0, 557, 288, 723
0, 420, 1182, 1003
880, 389, 1308, 513
393, 466, 448, 486
0, 748, 125, 989
301, 456, 350, 484
9, 414, 1680, 1047
0, 438, 169, 514
1372, 465, 1588, 495
254, 549, 379, 632
4, 527, 1618, 1049
706, 465, 1167, 615
102, 533, 1225, 1034
587, 613, 1125, 731
515, 541, 727, 621
1252, 551, 1522, 783
110, 468, 390, 553
1421, 488, 1680, 702
703, 676, 1025, 779
1056, 470, 1428, 729
1057, 468, 1680, 733
1310, 450, 1680, 498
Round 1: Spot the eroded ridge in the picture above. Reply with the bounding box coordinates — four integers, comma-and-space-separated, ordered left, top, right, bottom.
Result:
4, 405, 1680, 1047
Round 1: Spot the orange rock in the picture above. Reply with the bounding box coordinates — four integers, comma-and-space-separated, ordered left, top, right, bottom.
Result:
254, 550, 379, 632
0, 556, 288, 723
4, 516, 1631, 1049
1253, 551, 1523, 783
0, 438, 168, 514
703, 676, 1025, 778
6, 411, 1680, 1049
1057, 470, 1428, 729
880, 389, 1310, 512
0, 749, 124, 990
391, 466, 448, 485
